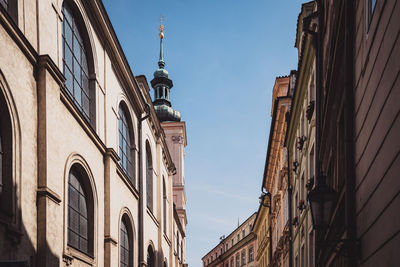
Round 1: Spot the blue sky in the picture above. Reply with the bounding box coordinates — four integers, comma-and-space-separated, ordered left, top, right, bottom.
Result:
102, 0, 305, 266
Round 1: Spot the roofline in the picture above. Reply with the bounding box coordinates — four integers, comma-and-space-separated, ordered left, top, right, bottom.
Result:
262, 96, 291, 191
201, 212, 257, 259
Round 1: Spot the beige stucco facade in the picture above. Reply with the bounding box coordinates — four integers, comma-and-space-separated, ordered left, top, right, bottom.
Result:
202, 213, 257, 267
286, 3, 316, 267
0, 1, 187, 267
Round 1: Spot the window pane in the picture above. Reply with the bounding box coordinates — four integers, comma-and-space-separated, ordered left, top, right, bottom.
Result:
80, 217, 88, 238
64, 23, 73, 47
73, 36, 81, 62
69, 208, 79, 232
74, 80, 82, 105
73, 58, 81, 83
64, 67, 73, 94
64, 46, 73, 70
68, 230, 79, 248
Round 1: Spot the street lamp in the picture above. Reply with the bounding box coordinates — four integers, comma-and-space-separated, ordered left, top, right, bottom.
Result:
259, 191, 272, 207
307, 175, 337, 229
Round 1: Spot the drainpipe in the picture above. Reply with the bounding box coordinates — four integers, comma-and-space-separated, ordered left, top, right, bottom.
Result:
138, 104, 150, 267
268, 195, 272, 267
344, 0, 357, 266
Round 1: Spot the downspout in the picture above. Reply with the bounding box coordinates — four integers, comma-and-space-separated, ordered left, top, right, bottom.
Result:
269, 203, 272, 267
138, 104, 151, 267
344, 0, 357, 265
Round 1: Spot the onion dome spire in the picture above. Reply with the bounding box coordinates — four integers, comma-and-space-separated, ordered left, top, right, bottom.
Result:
151, 16, 181, 123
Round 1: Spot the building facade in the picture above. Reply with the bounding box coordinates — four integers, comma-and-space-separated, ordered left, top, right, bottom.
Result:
0, 1, 187, 267
202, 213, 257, 267
256, 75, 292, 267
311, 0, 400, 266
286, 2, 316, 267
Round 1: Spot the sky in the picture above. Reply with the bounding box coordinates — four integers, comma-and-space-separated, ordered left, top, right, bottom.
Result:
102, 0, 305, 266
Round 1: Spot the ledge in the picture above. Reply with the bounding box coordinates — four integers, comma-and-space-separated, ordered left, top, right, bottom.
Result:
146, 208, 159, 228
104, 235, 117, 246
163, 232, 171, 246
105, 148, 120, 164
60, 89, 106, 154
63, 247, 94, 266
116, 166, 139, 200
37, 186, 62, 204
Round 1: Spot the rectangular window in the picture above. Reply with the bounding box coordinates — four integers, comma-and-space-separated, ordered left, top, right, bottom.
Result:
236, 254, 240, 267
242, 230, 245, 239
241, 250, 245, 266
309, 145, 315, 179
248, 246, 254, 262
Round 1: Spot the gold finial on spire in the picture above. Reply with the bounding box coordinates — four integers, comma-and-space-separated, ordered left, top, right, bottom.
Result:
159, 15, 164, 39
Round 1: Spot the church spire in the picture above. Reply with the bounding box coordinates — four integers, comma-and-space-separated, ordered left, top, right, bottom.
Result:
151, 16, 181, 123
158, 16, 165, 68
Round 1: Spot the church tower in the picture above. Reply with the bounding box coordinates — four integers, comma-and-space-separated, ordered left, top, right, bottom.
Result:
151, 17, 181, 123
152, 17, 188, 254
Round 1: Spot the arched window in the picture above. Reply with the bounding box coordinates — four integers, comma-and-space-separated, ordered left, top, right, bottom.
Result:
163, 178, 167, 233
147, 245, 154, 267
118, 103, 135, 184
0, 88, 12, 218
120, 216, 133, 267
146, 143, 153, 212
62, 2, 91, 122
68, 165, 93, 256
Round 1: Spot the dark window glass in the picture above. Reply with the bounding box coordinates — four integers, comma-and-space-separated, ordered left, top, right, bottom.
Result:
0, 89, 12, 218
0, 0, 8, 10
62, 3, 90, 121
147, 246, 154, 267
120, 220, 131, 267
241, 250, 245, 266
118, 105, 134, 184
163, 179, 167, 233
248, 246, 254, 262
230, 258, 233, 267
235, 254, 239, 267
68, 169, 89, 254
146, 144, 153, 211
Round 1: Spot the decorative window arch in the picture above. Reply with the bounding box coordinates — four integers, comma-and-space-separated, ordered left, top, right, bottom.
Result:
67, 163, 94, 256
118, 102, 135, 185
62, 1, 96, 125
120, 214, 133, 267
146, 142, 153, 212
147, 245, 155, 267
163, 177, 167, 233
0, 87, 13, 218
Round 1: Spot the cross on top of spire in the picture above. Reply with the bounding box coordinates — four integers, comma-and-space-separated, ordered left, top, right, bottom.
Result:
159, 15, 164, 39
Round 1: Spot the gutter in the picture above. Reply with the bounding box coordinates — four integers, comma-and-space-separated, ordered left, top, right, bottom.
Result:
138, 104, 150, 267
